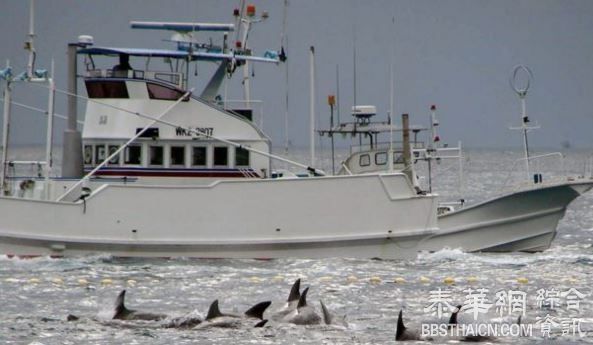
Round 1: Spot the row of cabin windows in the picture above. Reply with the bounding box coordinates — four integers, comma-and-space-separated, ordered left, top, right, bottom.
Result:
84, 144, 250, 168
85, 80, 187, 101
359, 152, 404, 167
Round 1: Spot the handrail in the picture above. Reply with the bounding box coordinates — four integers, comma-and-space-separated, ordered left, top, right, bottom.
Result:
238, 167, 258, 178
85, 69, 183, 88
501, 152, 565, 192
351, 142, 425, 154
7, 160, 46, 165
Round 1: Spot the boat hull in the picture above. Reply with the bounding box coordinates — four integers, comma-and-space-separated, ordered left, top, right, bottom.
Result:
424, 181, 593, 253
1, 175, 590, 259
0, 173, 438, 259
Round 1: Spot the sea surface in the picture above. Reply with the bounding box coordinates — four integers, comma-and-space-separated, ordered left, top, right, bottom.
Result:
0, 148, 592, 344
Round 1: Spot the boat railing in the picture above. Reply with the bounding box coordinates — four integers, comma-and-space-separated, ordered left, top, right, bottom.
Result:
1, 161, 49, 197
588, 154, 593, 178
4, 160, 47, 178
502, 152, 567, 192
238, 168, 259, 178
85, 69, 183, 88
350, 141, 425, 154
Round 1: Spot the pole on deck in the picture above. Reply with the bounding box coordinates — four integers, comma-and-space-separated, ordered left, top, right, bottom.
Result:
61, 43, 83, 178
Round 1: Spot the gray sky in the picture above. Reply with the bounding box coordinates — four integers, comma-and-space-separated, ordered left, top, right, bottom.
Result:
1, 0, 592, 149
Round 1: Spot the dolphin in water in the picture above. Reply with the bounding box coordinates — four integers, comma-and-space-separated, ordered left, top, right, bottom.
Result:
516, 315, 528, 337
395, 309, 422, 341
271, 278, 301, 321
319, 300, 348, 328
448, 305, 462, 327
162, 311, 203, 329
283, 287, 322, 325
448, 305, 494, 342
195, 299, 271, 329
112, 290, 167, 321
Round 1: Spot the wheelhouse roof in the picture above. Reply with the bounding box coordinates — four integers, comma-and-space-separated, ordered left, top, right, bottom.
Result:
130, 21, 234, 32
77, 46, 279, 64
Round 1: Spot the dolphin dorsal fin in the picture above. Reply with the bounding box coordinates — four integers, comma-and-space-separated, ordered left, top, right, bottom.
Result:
297, 287, 309, 309
448, 305, 462, 325
320, 300, 332, 325
396, 309, 406, 340
245, 301, 272, 320
288, 279, 301, 302
113, 290, 129, 319
206, 300, 223, 320
254, 319, 268, 328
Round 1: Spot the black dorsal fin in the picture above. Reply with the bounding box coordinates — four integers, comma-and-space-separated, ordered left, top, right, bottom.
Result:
113, 290, 129, 319
396, 309, 406, 340
448, 305, 462, 325
245, 301, 272, 320
288, 279, 301, 302
320, 300, 332, 325
254, 319, 268, 328
206, 300, 224, 320
297, 287, 309, 309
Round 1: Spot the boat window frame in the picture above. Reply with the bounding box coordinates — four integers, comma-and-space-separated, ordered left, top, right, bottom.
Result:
146, 82, 189, 102
235, 147, 250, 167
149, 145, 164, 167
95, 144, 107, 165
375, 152, 387, 166
108, 144, 120, 165
359, 154, 371, 167
191, 146, 208, 167
84, 144, 94, 165
213, 146, 229, 167
169, 145, 186, 167
85, 80, 130, 99
124, 144, 142, 166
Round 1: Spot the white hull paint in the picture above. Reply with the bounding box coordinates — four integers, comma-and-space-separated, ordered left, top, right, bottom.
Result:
425, 181, 593, 253
0, 173, 440, 259
1, 177, 590, 259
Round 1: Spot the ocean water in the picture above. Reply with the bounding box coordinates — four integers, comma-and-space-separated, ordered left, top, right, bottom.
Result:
0, 148, 592, 344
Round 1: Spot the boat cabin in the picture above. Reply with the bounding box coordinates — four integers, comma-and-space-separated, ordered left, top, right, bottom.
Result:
74, 21, 279, 183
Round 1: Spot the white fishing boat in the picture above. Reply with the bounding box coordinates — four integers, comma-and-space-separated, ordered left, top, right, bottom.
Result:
0, 3, 442, 259
0, 2, 590, 259
322, 82, 593, 253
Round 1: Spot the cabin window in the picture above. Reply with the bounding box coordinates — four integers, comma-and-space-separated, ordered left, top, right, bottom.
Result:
375, 152, 387, 165
85, 80, 129, 99
170, 146, 185, 166
359, 154, 370, 167
108, 145, 120, 164
192, 146, 207, 166
147, 83, 187, 101
213, 146, 228, 166
149, 146, 164, 166
124, 145, 142, 165
235, 147, 250, 166
394, 153, 404, 164
84, 145, 93, 165
95, 145, 107, 164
